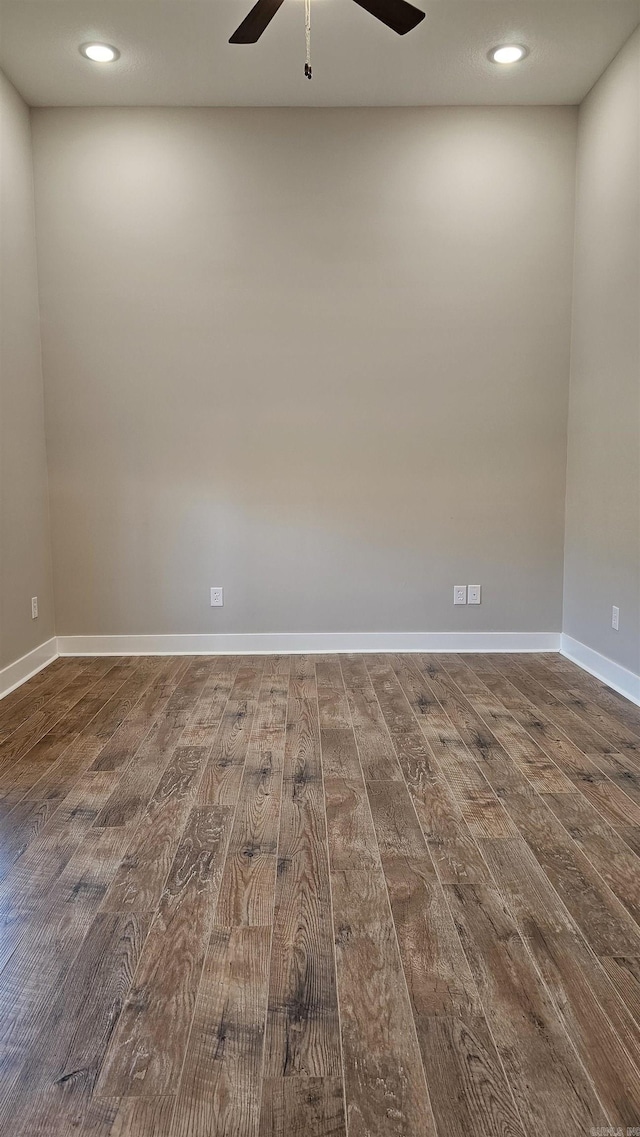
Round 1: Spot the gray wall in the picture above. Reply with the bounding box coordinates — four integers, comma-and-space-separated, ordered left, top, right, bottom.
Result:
31, 106, 577, 637
563, 28, 640, 674
0, 72, 54, 669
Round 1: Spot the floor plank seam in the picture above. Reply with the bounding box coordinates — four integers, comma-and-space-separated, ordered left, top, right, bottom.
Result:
442, 655, 640, 919
415, 653, 640, 1121
315, 658, 350, 1137
432, 654, 626, 1130
362, 654, 531, 1137
340, 654, 440, 1137
399, 653, 639, 1120
103, 655, 251, 1132
3, 653, 640, 1136
254, 659, 291, 1136
493, 654, 640, 816
0, 656, 146, 828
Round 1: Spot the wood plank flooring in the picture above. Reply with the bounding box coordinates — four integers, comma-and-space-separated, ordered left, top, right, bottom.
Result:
0, 653, 639, 1136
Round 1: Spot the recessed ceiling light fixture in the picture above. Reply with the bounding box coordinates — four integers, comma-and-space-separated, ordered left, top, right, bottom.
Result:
489, 43, 528, 64
79, 42, 120, 63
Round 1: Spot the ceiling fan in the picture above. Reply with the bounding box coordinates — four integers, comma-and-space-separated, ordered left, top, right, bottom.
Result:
229, 0, 426, 45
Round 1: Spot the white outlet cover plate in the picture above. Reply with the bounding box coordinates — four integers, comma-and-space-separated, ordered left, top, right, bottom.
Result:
468, 585, 481, 605
454, 586, 467, 605
210, 587, 224, 607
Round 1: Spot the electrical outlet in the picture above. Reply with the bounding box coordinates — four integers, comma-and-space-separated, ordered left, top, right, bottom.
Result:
468, 585, 481, 605
31, 596, 38, 619
612, 605, 619, 631
454, 585, 467, 605
210, 587, 224, 607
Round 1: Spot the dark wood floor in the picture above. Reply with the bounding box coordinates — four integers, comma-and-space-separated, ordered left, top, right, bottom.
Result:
0, 653, 639, 1135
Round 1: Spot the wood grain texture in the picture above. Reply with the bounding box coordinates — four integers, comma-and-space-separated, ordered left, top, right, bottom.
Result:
93, 657, 213, 828
321, 663, 438, 1136
482, 835, 640, 1126
97, 805, 230, 1099
262, 662, 342, 1080
542, 789, 640, 925
354, 660, 525, 1137
443, 655, 575, 794
86, 658, 188, 775
99, 745, 210, 914
196, 660, 265, 807
19, 659, 171, 806
539, 652, 640, 739
0, 658, 120, 778
487, 654, 627, 777
443, 881, 606, 1134
381, 656, 495, 884
258, 1077, 346, 1137
459, 798, 518, 838
463, 654, 603, 782
168, 925, 271, 1137
371, 656, 495, 806
331, 868, 437, 1137
381, 853, 524, 1137
321, 728, 379, 871
0, 658, 87, 743
499, 784, 640, 958
0, 770, 126, 930
0, 825, 132, 1072
109, 1096, 176, 1137
519, 654, 640, 757
215, 659, 290, 926
11, 912, 151, 1137
2, 653, 640, 1136
0, 659, 141, 802
0, 661, 185, 881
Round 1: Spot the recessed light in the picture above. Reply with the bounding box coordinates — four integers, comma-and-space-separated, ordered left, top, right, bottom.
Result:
80, 43, 120, 63
488, 44, 528, 65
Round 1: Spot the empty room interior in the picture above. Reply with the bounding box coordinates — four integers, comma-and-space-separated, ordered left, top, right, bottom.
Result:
1, 0, 640, 1133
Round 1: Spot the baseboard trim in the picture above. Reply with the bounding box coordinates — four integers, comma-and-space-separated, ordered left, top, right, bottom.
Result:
6, 632, 637, 706
13, 632, 640, 704
560, 634, 640, 707
56, 631, 561, 656
0, 638, 59, 701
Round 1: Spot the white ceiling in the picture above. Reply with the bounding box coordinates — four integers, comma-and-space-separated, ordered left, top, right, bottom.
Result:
1, 0, 638, 107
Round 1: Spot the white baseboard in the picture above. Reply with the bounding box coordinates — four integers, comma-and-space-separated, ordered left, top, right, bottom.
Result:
560, 633, 640, 707
0, 637, 58, 701
0, 632, 562, 699
56, 631, 561, 656
7, 632, 638, 711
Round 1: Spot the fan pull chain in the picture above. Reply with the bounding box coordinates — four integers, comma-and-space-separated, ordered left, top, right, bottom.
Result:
304, 0, 312, 79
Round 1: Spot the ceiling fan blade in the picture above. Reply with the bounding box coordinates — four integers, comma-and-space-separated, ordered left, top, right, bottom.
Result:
229, 0, 287, 43
351, 0, 425, 35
